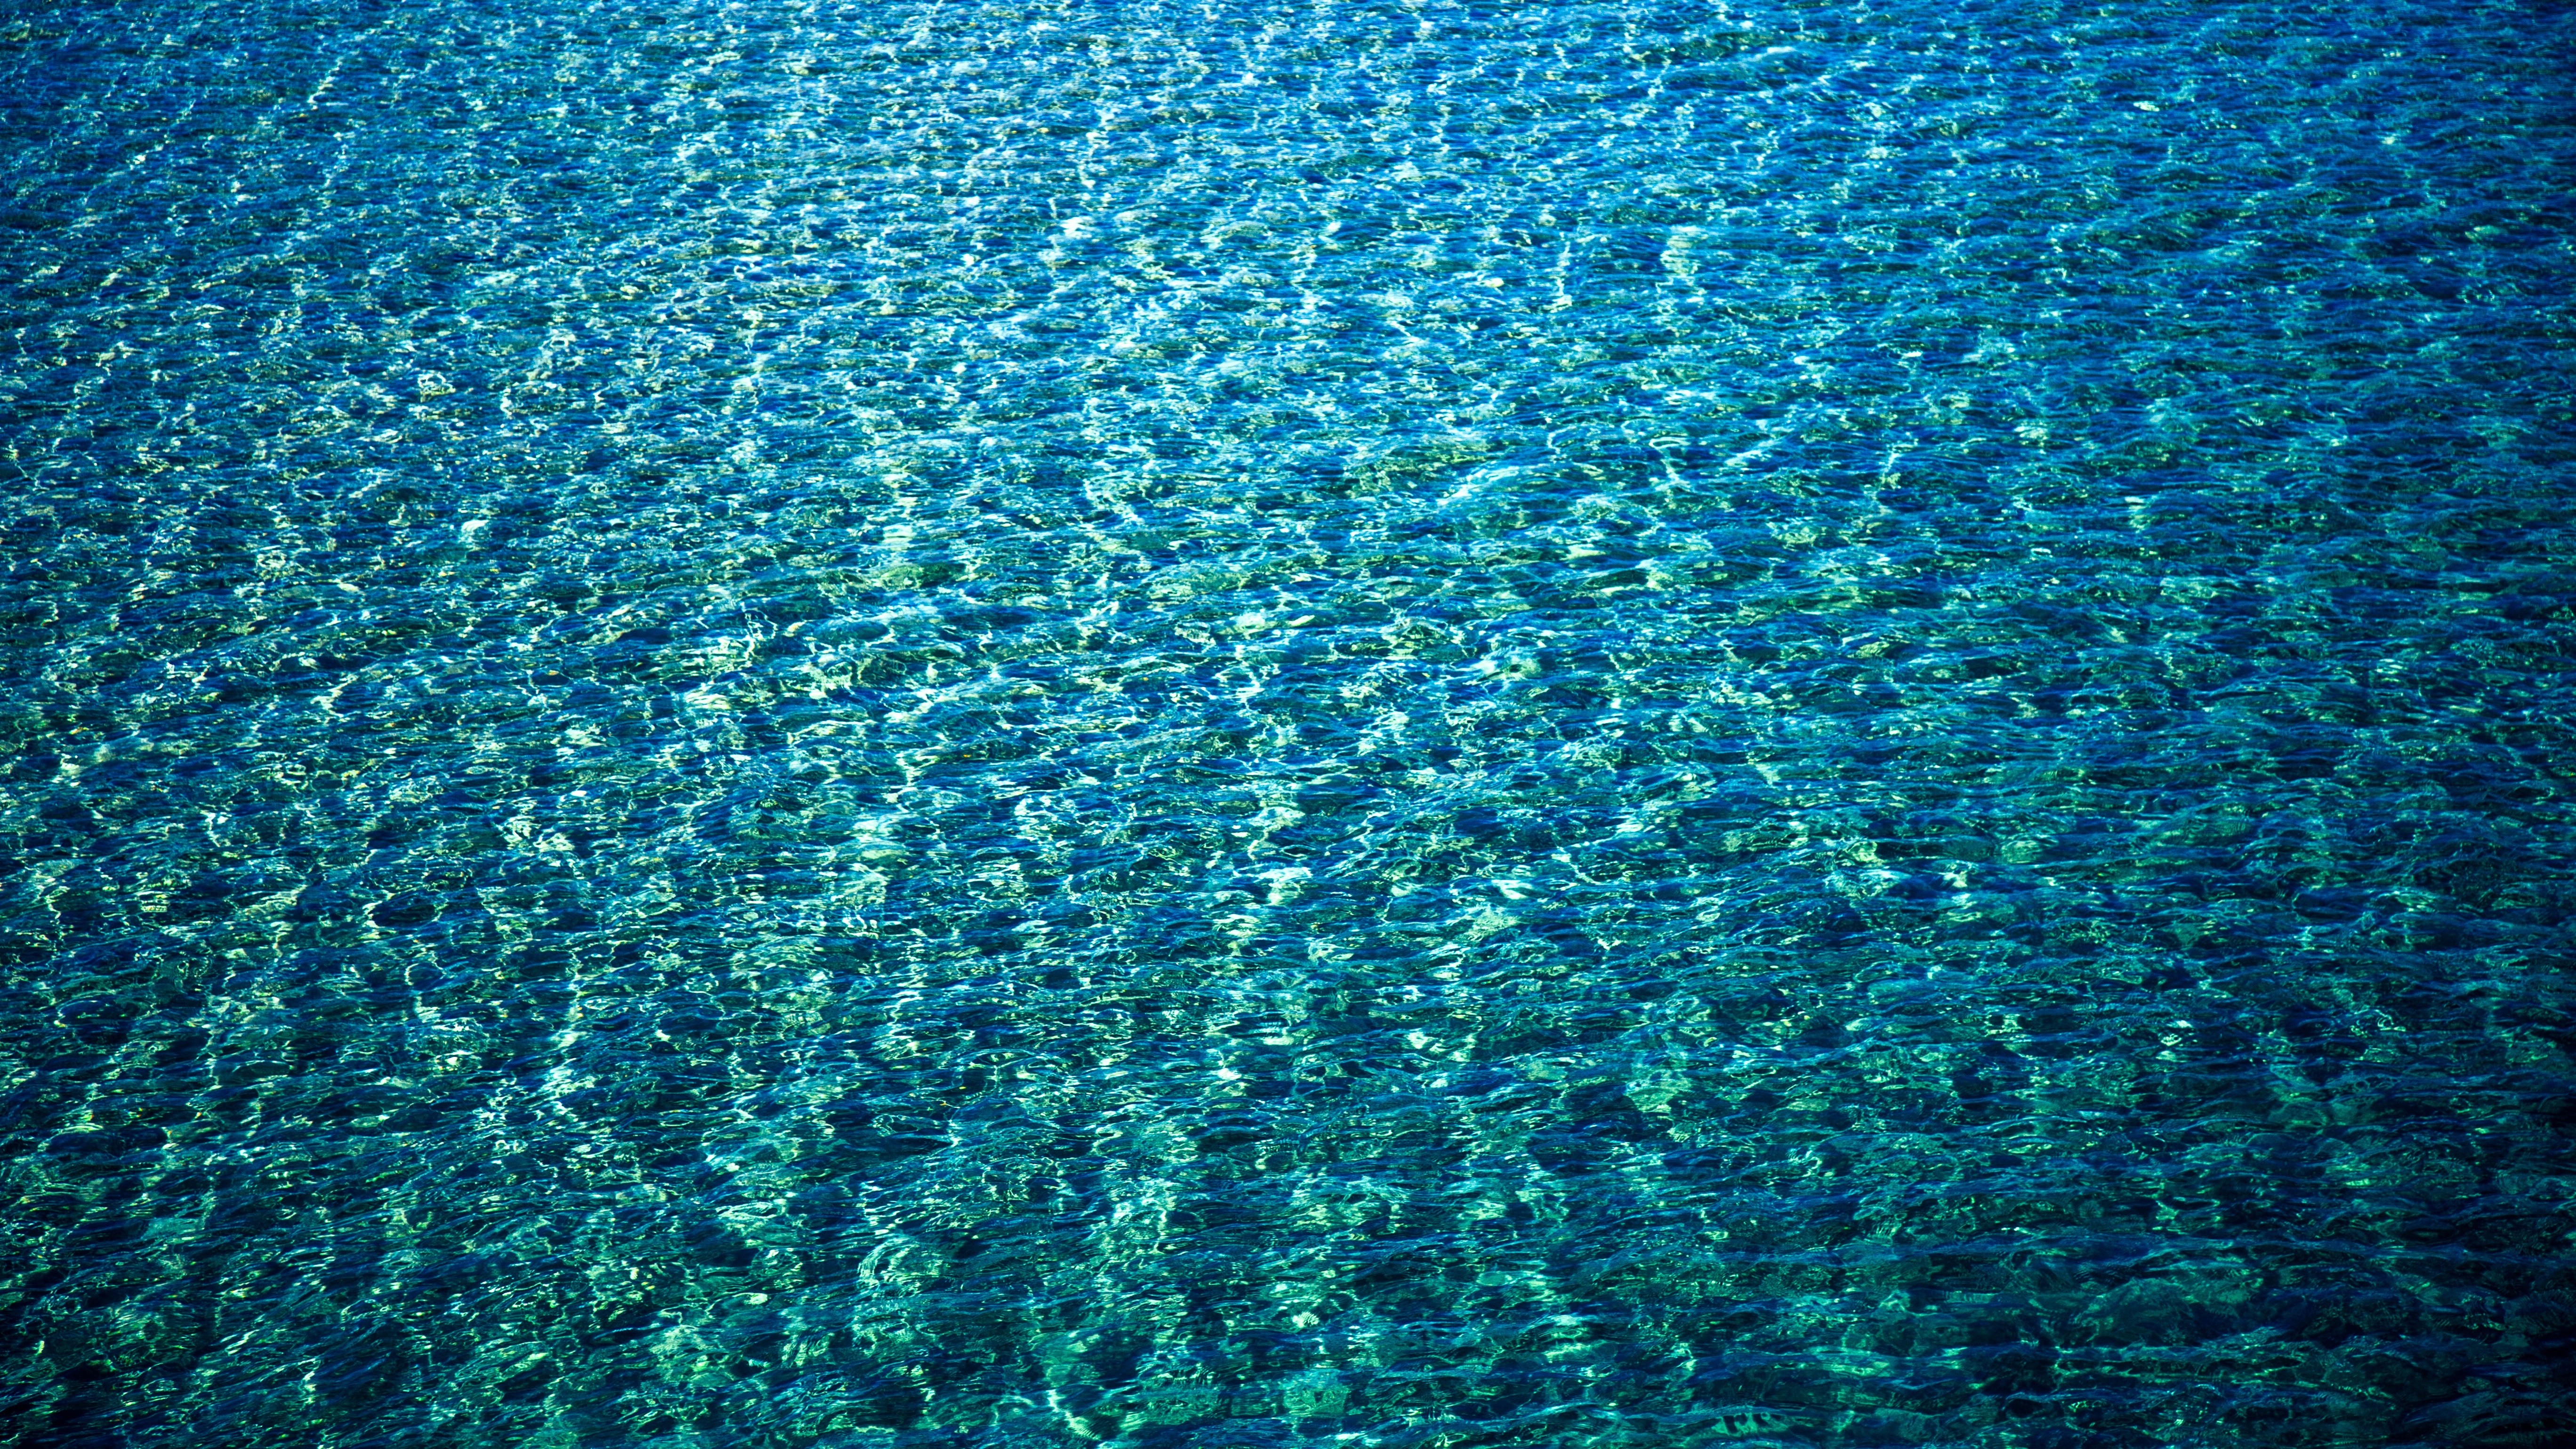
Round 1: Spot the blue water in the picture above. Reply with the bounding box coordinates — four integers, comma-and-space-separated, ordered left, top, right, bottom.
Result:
3, 1, 2573, 1446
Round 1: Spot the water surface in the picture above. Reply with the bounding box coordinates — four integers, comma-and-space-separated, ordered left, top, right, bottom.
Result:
2, 1, 2573, 1446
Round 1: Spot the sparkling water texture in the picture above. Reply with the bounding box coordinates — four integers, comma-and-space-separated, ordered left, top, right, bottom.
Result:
3, 1, 2573, 1446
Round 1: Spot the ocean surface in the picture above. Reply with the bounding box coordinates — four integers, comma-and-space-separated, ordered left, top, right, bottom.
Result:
2, 1, 2572, 1446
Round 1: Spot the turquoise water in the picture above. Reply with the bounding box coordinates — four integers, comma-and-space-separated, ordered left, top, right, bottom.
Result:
3, 0, 2573, 1445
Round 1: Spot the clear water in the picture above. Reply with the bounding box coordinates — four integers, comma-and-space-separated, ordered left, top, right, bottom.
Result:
3, 0, 2572, 1446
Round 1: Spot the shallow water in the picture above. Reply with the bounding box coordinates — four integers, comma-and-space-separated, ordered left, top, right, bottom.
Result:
2, 0, 2573, 1446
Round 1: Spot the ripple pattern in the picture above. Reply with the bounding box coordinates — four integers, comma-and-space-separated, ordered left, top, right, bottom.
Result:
2, 1, 2573, 1447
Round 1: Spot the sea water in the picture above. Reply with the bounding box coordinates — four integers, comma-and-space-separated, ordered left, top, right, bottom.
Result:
1, 0, 2571, 1445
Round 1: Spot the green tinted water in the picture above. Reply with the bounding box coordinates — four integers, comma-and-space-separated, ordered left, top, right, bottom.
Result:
2, 1, 2572, 1446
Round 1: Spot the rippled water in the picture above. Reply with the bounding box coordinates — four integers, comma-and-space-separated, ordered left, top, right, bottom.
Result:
4, 0, 2573, 1445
